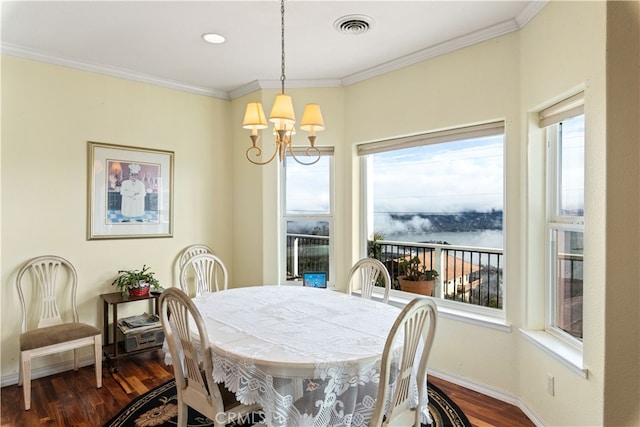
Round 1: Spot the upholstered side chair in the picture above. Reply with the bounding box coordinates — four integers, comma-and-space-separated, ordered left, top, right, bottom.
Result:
16, 255, 102, 411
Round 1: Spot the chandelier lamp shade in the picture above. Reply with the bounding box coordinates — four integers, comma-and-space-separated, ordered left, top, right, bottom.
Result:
242, 0, 325, 166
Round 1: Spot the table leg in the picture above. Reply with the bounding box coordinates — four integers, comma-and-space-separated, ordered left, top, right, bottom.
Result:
112, 303, 119, 373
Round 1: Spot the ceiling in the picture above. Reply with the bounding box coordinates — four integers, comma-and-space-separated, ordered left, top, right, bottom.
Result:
1, 1, 547, 99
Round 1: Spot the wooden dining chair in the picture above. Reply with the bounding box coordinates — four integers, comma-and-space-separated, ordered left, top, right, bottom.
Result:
370, 297, 438, 427
176, 244, 216, 291
178, 244, 215, 269
159, 287, 261, 427
16, 255, 102, 411
347, 258, 391, 303
179, 253, 228, 297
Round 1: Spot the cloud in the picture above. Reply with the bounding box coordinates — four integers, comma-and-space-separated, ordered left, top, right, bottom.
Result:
372, 135, 504, 213
285, 156, 330, 213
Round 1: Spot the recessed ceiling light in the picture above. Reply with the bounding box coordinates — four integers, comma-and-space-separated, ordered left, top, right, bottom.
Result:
202, 33, 226, 44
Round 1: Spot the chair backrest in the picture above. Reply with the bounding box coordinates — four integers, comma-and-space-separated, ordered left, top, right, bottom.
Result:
16, 255, 79, 333
178, 244, 214, 270
370, 297, 438, 427
347, 258, 391, 303
159, 287, 226, 415
179, 253, 228, 297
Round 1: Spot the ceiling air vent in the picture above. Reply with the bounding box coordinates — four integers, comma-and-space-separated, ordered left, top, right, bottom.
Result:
334, 15, 373, 35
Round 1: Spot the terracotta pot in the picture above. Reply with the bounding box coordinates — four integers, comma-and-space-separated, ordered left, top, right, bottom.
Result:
397, 276, 434, 296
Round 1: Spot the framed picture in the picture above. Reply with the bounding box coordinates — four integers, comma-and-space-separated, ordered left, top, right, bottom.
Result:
87, 141, 174, 240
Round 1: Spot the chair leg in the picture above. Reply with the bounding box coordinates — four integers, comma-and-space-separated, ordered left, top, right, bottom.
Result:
17, 352, 23, 386
95, 335, 103, 388
21, 352, 31, 411
177, 401, 188, 427
73, 348, 79, 371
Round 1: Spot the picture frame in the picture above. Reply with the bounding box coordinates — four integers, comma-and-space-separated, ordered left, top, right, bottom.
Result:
87, 141, 174, 240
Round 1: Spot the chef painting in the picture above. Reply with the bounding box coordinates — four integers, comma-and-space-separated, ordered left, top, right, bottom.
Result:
120, 163, 146, 221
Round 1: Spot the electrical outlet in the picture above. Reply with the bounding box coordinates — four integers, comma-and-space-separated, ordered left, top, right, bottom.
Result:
546, 373, 555, 396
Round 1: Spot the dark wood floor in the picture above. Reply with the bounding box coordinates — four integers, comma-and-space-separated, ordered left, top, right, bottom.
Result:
1, 350, 534, 426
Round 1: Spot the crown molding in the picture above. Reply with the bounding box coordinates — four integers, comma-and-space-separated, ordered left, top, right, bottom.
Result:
2, 2, 547, 101
342, 18, 520, 87
1, 42, 229, 100
229, 78, 343, 99
341, 2, 547, 87
516, 0, 548, 28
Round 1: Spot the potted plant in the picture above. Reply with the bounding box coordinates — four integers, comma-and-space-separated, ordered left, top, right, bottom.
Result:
397, 256, 439, 296
111, 265, 160, 296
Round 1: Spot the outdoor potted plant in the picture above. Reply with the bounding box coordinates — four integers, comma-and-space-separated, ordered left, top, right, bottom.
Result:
111, 264, 160, 296
397, 256, 439, 296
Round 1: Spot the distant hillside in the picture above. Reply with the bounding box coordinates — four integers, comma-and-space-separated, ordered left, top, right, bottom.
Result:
388, 210, 503, 233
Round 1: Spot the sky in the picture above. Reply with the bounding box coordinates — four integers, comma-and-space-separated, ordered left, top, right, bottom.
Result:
285, 156, 331, 214
559, 115, 585, 214
285, 117, 584, 217
372, 135, 504, 214
284, 135, 505, 215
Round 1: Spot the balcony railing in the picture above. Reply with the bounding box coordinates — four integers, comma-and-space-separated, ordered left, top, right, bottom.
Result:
557, 252, 583, 339
370, 239, 504, 309
285, 232, 504, 310
286, 233, 330, 281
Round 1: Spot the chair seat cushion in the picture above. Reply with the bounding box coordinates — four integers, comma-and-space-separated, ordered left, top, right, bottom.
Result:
20, 323, 100, 351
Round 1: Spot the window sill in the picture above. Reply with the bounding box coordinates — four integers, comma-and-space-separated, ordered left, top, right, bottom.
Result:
520, 329, 588, 378
379, 290, 512, 333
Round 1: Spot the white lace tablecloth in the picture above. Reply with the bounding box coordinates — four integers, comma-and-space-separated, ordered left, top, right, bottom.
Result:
165, 286, 429, 427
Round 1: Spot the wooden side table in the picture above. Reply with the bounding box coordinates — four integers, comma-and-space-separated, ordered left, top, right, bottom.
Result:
100, 291, 161, 373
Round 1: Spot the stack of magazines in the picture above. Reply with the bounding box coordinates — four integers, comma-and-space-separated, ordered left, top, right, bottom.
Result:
118, 312, 160, 334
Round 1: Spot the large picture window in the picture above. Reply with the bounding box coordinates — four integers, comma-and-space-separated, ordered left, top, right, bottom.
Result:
359, 122, 504, 312
282, 149, 334, 285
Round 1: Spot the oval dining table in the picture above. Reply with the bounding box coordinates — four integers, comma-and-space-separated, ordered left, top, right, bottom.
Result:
164, 285, 429, 427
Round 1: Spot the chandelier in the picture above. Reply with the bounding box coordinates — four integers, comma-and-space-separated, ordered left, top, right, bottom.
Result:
242, 0, 325, 166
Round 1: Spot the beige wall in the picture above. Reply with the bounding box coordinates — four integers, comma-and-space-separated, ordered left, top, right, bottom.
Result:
603, 2, 640, 425
1, 56, 234, 373
520, 2, 607, 425
3, 1, 639, 425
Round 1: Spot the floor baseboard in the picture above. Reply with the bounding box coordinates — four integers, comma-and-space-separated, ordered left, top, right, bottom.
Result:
429, 368, 545, 427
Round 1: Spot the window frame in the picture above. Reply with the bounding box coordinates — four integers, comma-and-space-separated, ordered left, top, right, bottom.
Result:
281, 148, 335, 286
358, 121, 506, 317
544, 114, 585, 348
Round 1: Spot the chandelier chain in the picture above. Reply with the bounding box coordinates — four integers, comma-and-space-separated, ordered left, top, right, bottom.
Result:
280, 0, 286, 93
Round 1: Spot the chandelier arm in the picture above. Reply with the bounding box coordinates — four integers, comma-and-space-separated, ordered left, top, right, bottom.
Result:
246, 144, 280, 166
287, 144, 321, 166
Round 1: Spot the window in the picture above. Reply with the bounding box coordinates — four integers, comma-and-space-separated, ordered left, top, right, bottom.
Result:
282, 149, 334, 285
359, 122, 505, 312
543, 96, 585, 344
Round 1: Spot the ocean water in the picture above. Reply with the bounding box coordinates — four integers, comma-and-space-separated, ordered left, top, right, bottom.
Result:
382, 229, 503, 249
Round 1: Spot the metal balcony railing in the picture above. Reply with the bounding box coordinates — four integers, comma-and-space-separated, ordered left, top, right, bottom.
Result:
370, 239, 504, 309
286, 233, 330, 281
285, 233, 505, 310
556, 252, 584, 339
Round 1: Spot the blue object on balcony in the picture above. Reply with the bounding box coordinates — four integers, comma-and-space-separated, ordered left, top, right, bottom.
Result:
303, 272, 327, 288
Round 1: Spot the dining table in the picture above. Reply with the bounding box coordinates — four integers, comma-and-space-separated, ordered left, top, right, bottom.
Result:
164, 285, 430, 427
